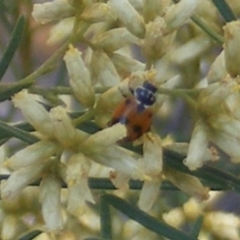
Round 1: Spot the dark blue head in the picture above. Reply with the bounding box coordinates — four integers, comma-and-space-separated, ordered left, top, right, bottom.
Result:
134, 81, 157, 108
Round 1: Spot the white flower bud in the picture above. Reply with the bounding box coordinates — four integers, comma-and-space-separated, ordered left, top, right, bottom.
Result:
110, 52, 145, 77
12, 90, 54, 138
164, 142, 189, 155
32, 0, 74, 24
66, 154, 94, 216
141, 133, 163, 176
128, 0, 144, 10
207, 50, 226, 84
224, 20, 240, 77
48, 17, 74, 44
137, 133, 162, 211
109, 0, 146, 38
82, 124, 127, 149
64, 45, 95, 108
164, 166, 209, 201
40, 175, 63, 231
225, 85, 240, 120
138, 180, 160, 212
90, 50, 120, 87
184, 120, 209, 170
170, 35, 212, 65
49, 106, 86, 150
212, 115, 240, 140
80, 125, 141, 177
5, 140, 60, 170
142, 0, 164, 22
164, 0, 199, 33
143, 17, 176, 59
94, 28, 139, 52
0, 145, 9, 174
210, 124, 240, 163
1, 164, 44, 199
198, 78, 235, 116
80, 3, 117, 23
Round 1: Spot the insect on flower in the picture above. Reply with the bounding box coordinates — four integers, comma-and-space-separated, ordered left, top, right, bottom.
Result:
108, 81, 157, 142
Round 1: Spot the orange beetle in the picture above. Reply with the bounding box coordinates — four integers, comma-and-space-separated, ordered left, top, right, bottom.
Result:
108, 81, 157, 142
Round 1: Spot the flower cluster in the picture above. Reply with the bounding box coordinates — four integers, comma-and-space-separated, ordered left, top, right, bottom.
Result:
185, 21, 240, 170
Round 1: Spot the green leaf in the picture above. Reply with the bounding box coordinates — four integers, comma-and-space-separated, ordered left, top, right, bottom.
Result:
0, 79, 32, 102
163, 149, 240, 193
0, 121, 34, 139
211, 0, 236, 22
191, 15, 224, 44
18, 230, 42, 240
103, 194, 197, 240
190, 215, 203, 238
171, 0, 224, 44
100, 195, 112, 240
0, 119, 38, 144
0, 15, 25, 81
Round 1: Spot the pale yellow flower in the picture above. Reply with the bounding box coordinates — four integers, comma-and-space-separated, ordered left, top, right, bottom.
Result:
224, 20, 240, 77
40, 174, 63, 231
64, 45, 95, 108
32, 0, 74, 24
109, 0, 146, 38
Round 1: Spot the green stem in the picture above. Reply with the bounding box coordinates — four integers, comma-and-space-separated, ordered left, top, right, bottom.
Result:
100, 195, 112, 240
171, 0, 224, 44
103, 194, 197, 240
0, 15, 25, 81
157, 87, 200, 109
191, 15, 224, 44
190, 215, 203, 238
29, 86, 72, 100
73, 109, 95, 126
211, 0, 236, 22
0, 119, 38, 144
18, 230, 42, 240
157, 87, 200, 96
0, 40, 70, 102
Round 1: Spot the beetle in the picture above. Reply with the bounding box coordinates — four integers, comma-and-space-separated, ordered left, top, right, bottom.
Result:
108, 81, 157, 141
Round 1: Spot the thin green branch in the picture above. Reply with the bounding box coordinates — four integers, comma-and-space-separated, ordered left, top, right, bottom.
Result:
0, 15, 25, 81
29, 85, 108, 96
191, 15, 224, 44
18, 230, 42, 240
0, 40, 70, 102
100, 195, 112, 240
171, 0, 224, 44
190, 215, 204, 238
211, 0, 236, 22
157, 87, 200, 97
29, 86, 72, 95
0, 174, 229, 192
0, 121, 34, 139
163, 149, 240, 193
157, 87, 200, 109
73, 109, 95, 126
0, 119, 38, 144
103, 194, 197, 240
